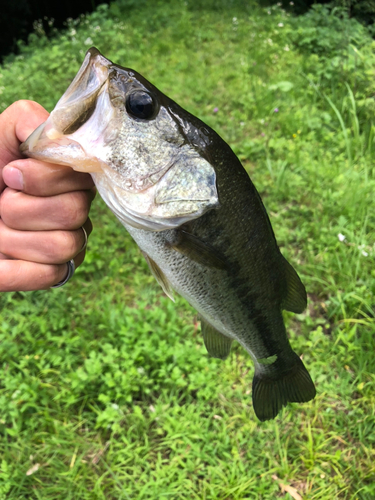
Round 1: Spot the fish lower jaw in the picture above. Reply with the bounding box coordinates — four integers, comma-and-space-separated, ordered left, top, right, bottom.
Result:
21, 123, 105, 173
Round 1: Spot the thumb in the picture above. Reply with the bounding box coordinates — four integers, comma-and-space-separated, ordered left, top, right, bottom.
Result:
0, 101, 49, 186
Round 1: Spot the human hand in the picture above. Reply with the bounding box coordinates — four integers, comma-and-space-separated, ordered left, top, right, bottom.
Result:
0, 100, 95, 292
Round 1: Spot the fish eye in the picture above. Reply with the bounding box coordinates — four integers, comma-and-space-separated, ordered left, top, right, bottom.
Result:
126, 91, 156, 120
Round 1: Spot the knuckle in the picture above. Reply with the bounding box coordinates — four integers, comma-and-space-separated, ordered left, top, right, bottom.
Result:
50, 231, 79, 262
12, 100, 45, 116
59, 192, 90, 229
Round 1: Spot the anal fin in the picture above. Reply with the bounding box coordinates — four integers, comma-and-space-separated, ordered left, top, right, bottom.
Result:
252, 352, 316, 421
142, 252, 174, 302
201, 319, 233, 360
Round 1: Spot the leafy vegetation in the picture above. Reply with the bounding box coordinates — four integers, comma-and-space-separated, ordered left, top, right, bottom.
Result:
0, 1, 374, 498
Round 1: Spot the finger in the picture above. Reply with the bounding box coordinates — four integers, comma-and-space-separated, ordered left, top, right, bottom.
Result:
3, 158, 95, 196
0, 250, 86, 292
0, 101, 49, 169
0, 219, 92, 264
0, 260, 71, 292
0, 188, 95, 231
0, 101, 49, 195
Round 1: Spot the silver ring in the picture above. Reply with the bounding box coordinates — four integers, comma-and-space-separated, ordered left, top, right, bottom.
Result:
80, 226, 88, 252
51, 259, 76, 288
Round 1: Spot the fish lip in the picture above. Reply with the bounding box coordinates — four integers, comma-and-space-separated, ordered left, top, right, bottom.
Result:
59, 47, 111, 105
48, 47, 112, 136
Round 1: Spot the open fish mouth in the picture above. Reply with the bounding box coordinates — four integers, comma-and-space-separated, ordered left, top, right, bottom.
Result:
20, 48, 112, 172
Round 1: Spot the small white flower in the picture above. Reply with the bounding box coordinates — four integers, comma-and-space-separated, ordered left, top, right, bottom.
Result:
137, 367, 145, 374
232, 17, 237, 22
278, 23, 284, 27
289, 1, 294, 4
362, 251, 369, 257
284, 45, 290, 51
84, 37, 93, 45
338, 233, 346, 242
111, 403, 119, 410
26, 463, 40, 476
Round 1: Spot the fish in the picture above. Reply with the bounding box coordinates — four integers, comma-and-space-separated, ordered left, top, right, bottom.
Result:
21, 47, 316, 421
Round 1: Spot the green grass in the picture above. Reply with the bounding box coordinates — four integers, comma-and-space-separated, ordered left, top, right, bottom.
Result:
0, 1, 374, 498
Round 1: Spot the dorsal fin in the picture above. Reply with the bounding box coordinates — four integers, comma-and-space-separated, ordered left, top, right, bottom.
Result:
201, 319, 233, 360
280, 255, 307, 314
142, 252, 174, 302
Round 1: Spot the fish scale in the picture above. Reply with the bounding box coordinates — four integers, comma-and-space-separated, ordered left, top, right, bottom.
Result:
21, 47, 316, 421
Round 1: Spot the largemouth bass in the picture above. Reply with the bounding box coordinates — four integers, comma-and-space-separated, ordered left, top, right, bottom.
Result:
21, 48, 316, 421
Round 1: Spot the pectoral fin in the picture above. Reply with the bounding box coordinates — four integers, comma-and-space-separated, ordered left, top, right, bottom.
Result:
201, 319, 233, 360
142, 252, 174, 301
168, 230, 227, 270
281, 256, 307, 314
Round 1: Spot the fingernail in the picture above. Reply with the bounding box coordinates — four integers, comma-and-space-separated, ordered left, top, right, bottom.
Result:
3, 167, 24, 190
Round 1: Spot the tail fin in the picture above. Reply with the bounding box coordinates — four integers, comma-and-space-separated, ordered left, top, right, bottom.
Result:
252, 353, 316, 421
